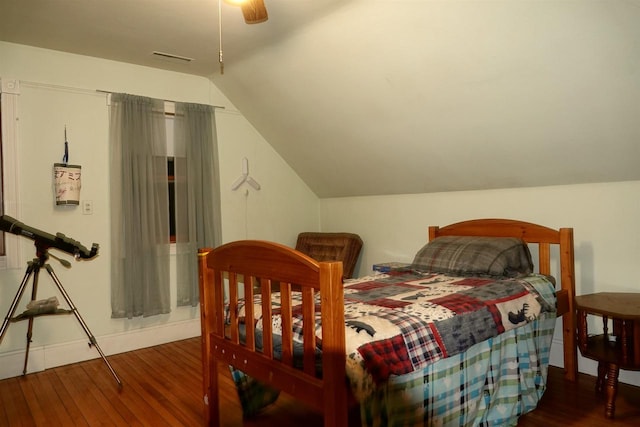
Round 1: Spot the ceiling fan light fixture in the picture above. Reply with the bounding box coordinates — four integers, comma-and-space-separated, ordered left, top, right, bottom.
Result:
224, 0, 268, 24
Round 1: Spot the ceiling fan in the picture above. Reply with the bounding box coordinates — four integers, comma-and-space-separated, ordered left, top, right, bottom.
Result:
218, 0, 268, 74
225, 0, 268, 24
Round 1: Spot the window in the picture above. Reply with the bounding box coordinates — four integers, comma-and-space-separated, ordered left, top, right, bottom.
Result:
109, 95, 220, 315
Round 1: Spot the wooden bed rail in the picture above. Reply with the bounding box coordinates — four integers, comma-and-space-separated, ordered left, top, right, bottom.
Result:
429, 218, 577, 381
198, 241, 348, 427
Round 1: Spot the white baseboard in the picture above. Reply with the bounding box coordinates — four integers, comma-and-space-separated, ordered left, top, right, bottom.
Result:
0, 318, 201, 381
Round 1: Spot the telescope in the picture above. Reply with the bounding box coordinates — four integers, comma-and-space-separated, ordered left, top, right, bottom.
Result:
0, 215, 98, 260
0, 215, 118, 386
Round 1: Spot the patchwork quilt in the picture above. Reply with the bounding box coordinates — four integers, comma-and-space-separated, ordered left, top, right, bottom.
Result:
230, 271, 557, 401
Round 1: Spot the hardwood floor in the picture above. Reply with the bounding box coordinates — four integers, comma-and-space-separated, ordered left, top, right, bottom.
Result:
0, 337, 638, 426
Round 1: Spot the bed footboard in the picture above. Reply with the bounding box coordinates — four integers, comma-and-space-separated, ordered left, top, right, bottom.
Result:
198, 241, 349, 427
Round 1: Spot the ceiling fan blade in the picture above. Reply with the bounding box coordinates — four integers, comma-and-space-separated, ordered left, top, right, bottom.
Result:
240, 0, 268, 24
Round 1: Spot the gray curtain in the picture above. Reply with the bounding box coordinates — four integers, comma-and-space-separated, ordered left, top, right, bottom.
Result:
109, 93, 171, 318
173, 102, 222, 306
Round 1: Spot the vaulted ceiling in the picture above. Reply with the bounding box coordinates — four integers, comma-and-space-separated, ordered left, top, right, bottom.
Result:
2, 0, 639, 198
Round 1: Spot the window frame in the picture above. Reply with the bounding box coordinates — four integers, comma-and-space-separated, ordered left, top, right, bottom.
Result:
168, 156, 176, 243
165, 109, 177, 244
0, 78, 22, 269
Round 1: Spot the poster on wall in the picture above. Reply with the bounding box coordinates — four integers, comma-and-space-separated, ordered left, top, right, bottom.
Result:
54, 163, 81, 205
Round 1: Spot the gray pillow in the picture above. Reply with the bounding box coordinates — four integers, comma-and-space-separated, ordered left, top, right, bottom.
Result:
411, 236, 533, 277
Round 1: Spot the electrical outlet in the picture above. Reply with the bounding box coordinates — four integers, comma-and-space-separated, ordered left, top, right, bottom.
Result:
82, 200, 93, 215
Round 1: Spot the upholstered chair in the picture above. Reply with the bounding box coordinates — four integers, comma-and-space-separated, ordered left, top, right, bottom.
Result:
295, 232, 363, 279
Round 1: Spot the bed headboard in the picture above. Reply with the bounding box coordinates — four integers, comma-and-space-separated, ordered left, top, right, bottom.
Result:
429, 218, 576, 381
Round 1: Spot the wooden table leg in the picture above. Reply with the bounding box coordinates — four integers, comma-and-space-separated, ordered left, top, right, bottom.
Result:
596, 361, 606, 394
604, 363, 620, 419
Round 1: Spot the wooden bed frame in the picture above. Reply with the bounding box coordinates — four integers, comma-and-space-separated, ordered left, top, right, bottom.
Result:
198, 218, 577, 427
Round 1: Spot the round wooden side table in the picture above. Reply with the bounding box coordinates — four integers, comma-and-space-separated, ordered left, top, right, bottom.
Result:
575, 292, 640, 418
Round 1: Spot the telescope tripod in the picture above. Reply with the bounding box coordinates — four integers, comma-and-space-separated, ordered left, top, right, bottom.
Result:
0, 244, 122, 388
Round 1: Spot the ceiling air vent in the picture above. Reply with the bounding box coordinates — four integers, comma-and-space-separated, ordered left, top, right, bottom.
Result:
152, 51, 194, 63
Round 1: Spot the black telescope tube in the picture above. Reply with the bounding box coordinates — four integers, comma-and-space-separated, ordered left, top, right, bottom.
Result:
0, 215, 98, 260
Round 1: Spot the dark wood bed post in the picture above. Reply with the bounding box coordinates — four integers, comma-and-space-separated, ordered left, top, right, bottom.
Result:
318, 261, 349, 426
559, 227, 577, 381
198, 248, 217, 427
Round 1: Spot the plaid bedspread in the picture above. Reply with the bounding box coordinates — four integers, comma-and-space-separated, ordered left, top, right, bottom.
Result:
229, 311, 556, 426
231, 271, 556, 401
359, 312, 556, 426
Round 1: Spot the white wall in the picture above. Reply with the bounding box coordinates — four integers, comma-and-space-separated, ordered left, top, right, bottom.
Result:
217, 109, 320, 243
320, 181, 640, 385
2, 40, 638, 389
0, 42, 319, 379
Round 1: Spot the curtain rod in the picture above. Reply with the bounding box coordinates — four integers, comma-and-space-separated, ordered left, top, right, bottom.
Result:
17, 81, 225, 109
96, 89, 225, 109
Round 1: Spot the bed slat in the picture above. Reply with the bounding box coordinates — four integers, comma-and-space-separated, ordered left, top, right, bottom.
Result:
243, 276, 256, 352
228, 273, 239, 343
539, 242, 551, 276
261, 278, 274, 359
280, 282, 294, 366
302, 287, 317, 376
